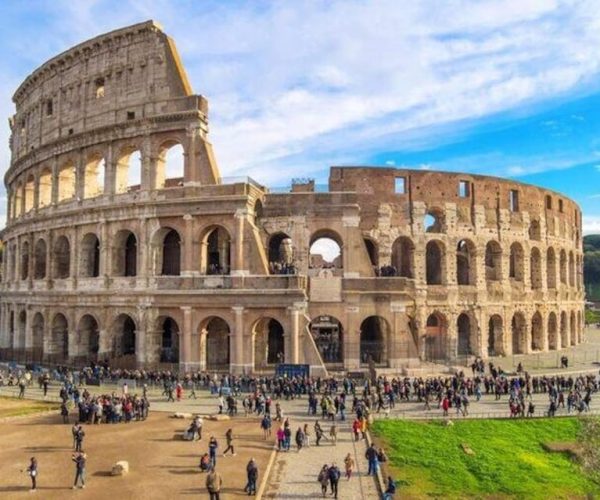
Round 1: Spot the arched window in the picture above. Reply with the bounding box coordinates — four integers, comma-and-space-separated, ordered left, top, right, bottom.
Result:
112, 230, 137, 277
391, 237, 415, 278
511, 312, 526, 354
57, 162, 76, 202
488, 315, 503, 356
115, 148, 142, 194
309, 231, 343, 270
530, 247, 542, 290
424, 312, 447, 361
485, 241, 502, 281
456, 239, 476, 285
20, 241, 30, 280
546, 247, 557, 289
204, 317, 231, 370
559, 249, 567, 285
53, 236, 71, 279
80, 233, 100, 278
528, 220, 541, 241
426, 240, 445, 285
570, 311, 576, 346
162, 229, 181, 276
77, 315, 100, 362
531, 312, 543, 351
201, 226, 231, 275
309, 315, 343, 364
568, 252, 575, 288
159, 317, 179, 363
38, 168, 52, 208
253, 318, 285, 367
34, 239, 47, 279
31, 313, 44, 360
457, 313, 475, 355
112, 314, 137, 357
268, 232, 294, 274
560, 311, 568, 348
360, 316, 389, 365
14, 182, 23, 217
424, 209, 444, 233
50, 313, 69, 362
547, 312, 558, 350
24, 175, 35, 212
155, 142, 184, 189
509, 242, 524, 281
83, 155, 105, 198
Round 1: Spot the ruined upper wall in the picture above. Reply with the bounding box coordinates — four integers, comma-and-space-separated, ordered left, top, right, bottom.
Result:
9, 20, 197, 161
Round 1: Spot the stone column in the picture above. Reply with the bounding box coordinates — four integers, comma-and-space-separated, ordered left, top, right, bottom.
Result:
344, 305, 360, 369
136, 305, 148, 366
232, 210, 248, 276
288, 305, 302, 364
182, 214, 194, 276
181, 306, 192, 370
231, 306, 246, 373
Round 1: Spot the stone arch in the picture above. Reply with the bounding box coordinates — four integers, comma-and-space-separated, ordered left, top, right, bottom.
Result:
485, 241, 502, 281
456, 239, 476, 285
425, 240, 445, 285
511, 312, 527, 354
392, 236, 415, 278
115, 147, 142, 194
309, 315, 343, 363
50, 313, 69, 362
424, 208, 445, 233
151, 227, 181, 276
20, 240, 30, 280
560, 311, 568, 348
360, 316, 390, 365
76, 314, 100, 362
363, 238, 378, 268
253, 199, 264, 226
38, 168, 52, 208
156, 141, 185, 189
253, 317, 285, 368
34, 238, 47, 279
267, 232, 294, 272
568, 251, 575, 288
547, 312, 558, 350
570, 311, 576, 346
57, 161, 76, 202
17, 310, 26, 349
528, 219, 541, 241
200, 316, 231, 370
424, 312, 447, 361
111, 314, 136, 357
24, 174, 35, 212
80, 233, 100, 278
309, 229, 343, 269
31, 312, 44, 359
531, 311, 544, 351
13, 181, 23, 217
488, 314, 504, 356
200, 226, 231, 275
546, 247, 557, 289
83, 154, 105, 198
159, 316, 180, 363
113, 230, 137, 277
509, 242, 524, 281
52, 235, 71, 279
457, 312, 477, 356
530, 247, 542, 290
559, 249, 567, 285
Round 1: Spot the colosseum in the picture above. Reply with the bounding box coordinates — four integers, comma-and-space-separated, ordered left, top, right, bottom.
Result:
0, 21, 586, 375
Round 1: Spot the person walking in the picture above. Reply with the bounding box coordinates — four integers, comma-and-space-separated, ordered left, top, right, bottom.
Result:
245, 458, 258, 496
61, 402, 69, 424
209, 436, 219, 467
206, 466, 223, 500
223, 428, 236, 456
343, 453, 354, 480
315, 421, 324, 446
318, 464, 329, 498
328, 463, 341, 499
72, 452, 86, 489
295, 427, 304, 452
329, 423, 337, 445
74, 425, 85, 452
365, 443, 379, 475
25, 457, 37, 492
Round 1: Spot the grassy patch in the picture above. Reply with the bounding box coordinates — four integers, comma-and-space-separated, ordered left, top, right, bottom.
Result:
0, 396, 59, 418
372, 418, 599, 499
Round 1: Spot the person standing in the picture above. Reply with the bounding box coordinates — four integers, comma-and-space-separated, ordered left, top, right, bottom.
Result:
295, 427, 304, 452
206, 466, 223, 500
314, 421, 324, 446
365, 443, 379, 475
329, 423, 337, 445
223, 428, 236, 456
72, 452, 86, 489
209, 436, 219, 467
328, 463, 341, 499
318, 464, 329, 498
75, 425, 85, 452
343, 453, 354, 480
26, 457, 37, 492
18, 378, 26, 399
245, 458, 258, 496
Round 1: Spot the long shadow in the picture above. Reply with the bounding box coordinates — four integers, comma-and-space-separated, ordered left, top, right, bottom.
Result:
23, 445, 71, 452
92, 471, 113, 477
0, 486, 70, 492
167, 469, 199, 475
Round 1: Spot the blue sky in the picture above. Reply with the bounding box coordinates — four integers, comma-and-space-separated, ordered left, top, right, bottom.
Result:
0, 0, 599, 232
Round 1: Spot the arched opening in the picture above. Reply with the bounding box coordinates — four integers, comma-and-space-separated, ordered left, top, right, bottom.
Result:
161, 229, 181, 276
80, 233, 100, 278
253, 199, 263, 226
309, 231, 343, 270
309, 315, 343, 364
57, 162, 76, 202
115, 148, 142, 193
426, 240, 445, 285
24, 175, 35, 212
509, 243, 524, 281
268, 232, 295, 274
201, 226, 231, 275
159, 317, 179, 363
559, 250, 567, 285
20, 241, 29, 280
204, 317, 230, 370
568, 252, 575, 288
545, 195, 553, 210
53, 236, 71, 279
253, 318, 285, 368
560, 311, 568, 348
424, 209, 444, 233
156, 142, 184, 189
50, 313, 69, 362
511, 312, 526, 354
485, 241, 502, 281
8, 244, 16, 281
34, 239, 47, 279
570, 311, 576, 346
31, 312, 44, 361
112, 314, 136, 357
77, 315, 100, 362
548, 312, 558, 350
83, 155, 105, 199
546, 247, 557, 289
424, 313, 447, 361
456, 239, 476, 285
531, 312, 543, 351
488, 315, 503, 356
17, 311, 26, 349
528, 220, 541, 241
14, 182, 23, 217
360, 316, 389, 365
364, 238, 378, 268
113, 230, 137, 277
38, 168, 52, 208
530, 247, 542, 290
391, 236, 415, 278
457, 313, 475, 356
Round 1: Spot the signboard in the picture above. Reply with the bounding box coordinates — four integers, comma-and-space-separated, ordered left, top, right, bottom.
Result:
276, 363, 310, 378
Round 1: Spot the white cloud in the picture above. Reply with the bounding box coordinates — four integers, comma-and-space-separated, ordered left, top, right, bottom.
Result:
583, 215, 600, 235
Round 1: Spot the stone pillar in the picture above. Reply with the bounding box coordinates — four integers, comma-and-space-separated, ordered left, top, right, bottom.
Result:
198, 329, 207, 371
182, 214, 194, 276
104, 142, 115, 196
181, 306, 192, 369
232, 210, 248, 276
231, 306, 247, 373
75, 149, 85, 201
140, 135, 153, 192
136, 305, 148, 366
344, 305, 360, 369
288, 305, 301, 364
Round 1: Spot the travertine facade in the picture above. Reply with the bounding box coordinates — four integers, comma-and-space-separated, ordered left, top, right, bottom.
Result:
0, 21, 585, 374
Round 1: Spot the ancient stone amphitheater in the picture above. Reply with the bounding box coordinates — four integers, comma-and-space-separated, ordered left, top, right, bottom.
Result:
0, 21, 585, 374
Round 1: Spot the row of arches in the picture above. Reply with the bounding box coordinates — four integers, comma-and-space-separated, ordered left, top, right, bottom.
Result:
9, 142, 185, 219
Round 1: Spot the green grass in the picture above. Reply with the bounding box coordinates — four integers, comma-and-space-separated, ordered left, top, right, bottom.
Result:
0, 396, 59, 418
372, 418, 599, 499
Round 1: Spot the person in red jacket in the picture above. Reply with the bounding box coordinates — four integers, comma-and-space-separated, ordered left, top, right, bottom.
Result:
442, 396, 450, 416
352, 418, 361, 441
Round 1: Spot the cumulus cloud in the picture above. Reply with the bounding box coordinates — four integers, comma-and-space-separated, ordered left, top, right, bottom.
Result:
583, 215, 600, 235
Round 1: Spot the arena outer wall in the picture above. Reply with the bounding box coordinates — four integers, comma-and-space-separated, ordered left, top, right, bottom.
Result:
0, 21, 585, 375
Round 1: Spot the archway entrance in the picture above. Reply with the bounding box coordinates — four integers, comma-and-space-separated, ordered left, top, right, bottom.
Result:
253, 318, 285, 369
309, 315, 343, 364
457, 313, 475, 356
488, 315, 503, 356
50, 313, 69, 363
424, 313, 447, 361
511, 313, 526, 354
112, 314, 136, 357
531, 312, 543, 351
159, 317, 179, 363
77, 315, 100, 363
548, 312, 558, 350
204, 317, 230, 370
359, 316, 388, 365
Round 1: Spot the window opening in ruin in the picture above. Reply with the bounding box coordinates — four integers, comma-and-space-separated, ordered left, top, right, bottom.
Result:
424, 313, 447, 361
57, 163, 76, 202
267, 233, 295, 274
531, 312, 543, 351
112, 314, 136, 357
458, 180, 470, 198
457, 313, 473, 356
570, 311, 576, 346
509, 189, 519, 212
205, 317, 231, 370
424, 210, 444, 233
488, 315, 504, 356
95, 78, 105, 99
391, 236, 415, 278
547, 312, 558, 350
68, 128, 74, 135
34, 239, 47, 279
84, 157, 105, 198
511, 313, 526, 354
53, 236, 70, 279
160, 317, 179, 363
485, 241, 502, 281
530, 247, 542, 290
253, 318, 285, 367
528, 220, 541, 240
309, 234, 342, 270
24, 175, 35, 212
127, 111, 135, 120
14, 183, 23, 217
161, 229, 181, 276
426, 240, 444, 285
202, 227, 231, 275
560, 312, 568, 348
115, 149, 142, 193
31, 313, 44, 358
456, 239, 475, 285
46, 99, 53, 116
156, 143, 184, 189
546, 247, 557, 289
559, 250, 567, 285
39, 169, 52, 208
253, 199, 263, 226
80, 234, 100, 278
559, 199, 564, 212
509, 243, 524, 281
51, 313, 69, 362
360, 316, 388, 365
20, 241, 29, 280
77, 315, 100, 362
124, 233, 137, 277
309, 315, 343, 363
546, 195, 552, 210
394, 177, 406, 194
